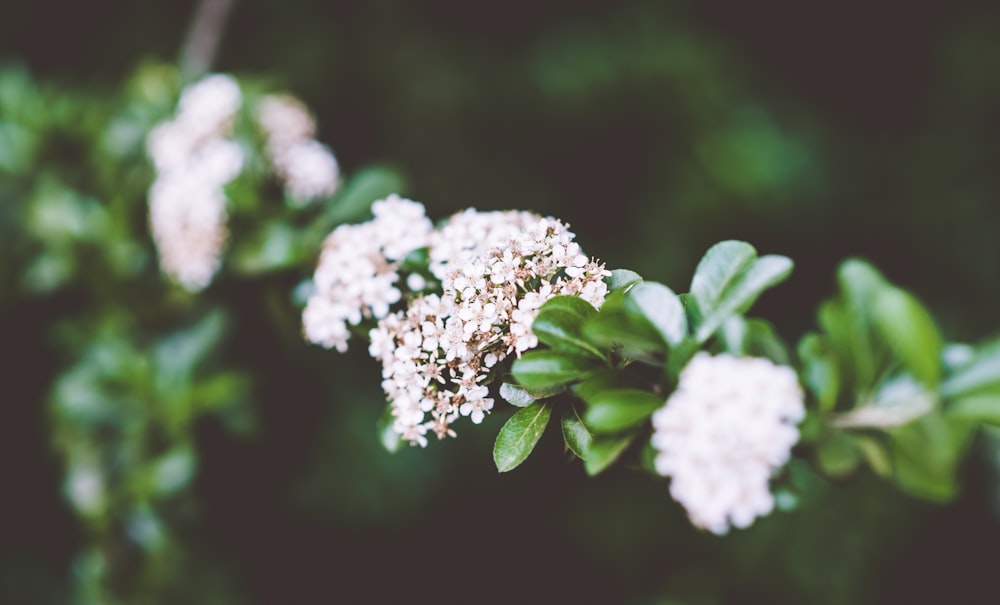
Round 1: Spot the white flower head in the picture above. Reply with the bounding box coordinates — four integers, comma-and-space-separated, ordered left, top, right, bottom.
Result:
302, 195, 433, 352
255, 93, 340, 204
272, 139, 340, 204
256, 94, 317, 147
371, 209, 610, 446
146, 73, 244, 292
175, 73, 242, 139
651, 353, 805, 535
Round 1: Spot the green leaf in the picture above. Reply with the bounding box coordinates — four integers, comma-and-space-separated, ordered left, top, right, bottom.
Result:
581, 291, 665, 364
889, 413, 975, 502
571, 367, 631, 402
561, 405, 592, 460
696, 255, 793, 343
940, 338, 1000, 399
871, 286, 943, 388
494, 402, 553, 472
583, 389, 664, 433
689, 242, 793, 343
797, 333, 841, 413
721, 316, 790, 364
149, 447, 196, 496
232, 222, 302, 274
306, 166, 406, 245
829, 259, 888, 390
623, 282, 687, 348
853, 434, 892, 478
533, 295, 605, 359
690, 240, 757, 314
511, 350, 594, 396
584, 431, 638, 476
816, 432, 860, 478
605, 268, 643, 292
153, 309, 227, 390
326, 166, 406, 224
499, 382, 535, 408
947, 394, 1000, 426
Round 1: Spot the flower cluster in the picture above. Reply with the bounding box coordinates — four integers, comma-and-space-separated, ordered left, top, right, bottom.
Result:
426, 208, 542, 280
146, 74, 244, 291
302, 195, 433, 352
255, 94, 340, 204
651, 353, 805, 535
368, 209, 610, 446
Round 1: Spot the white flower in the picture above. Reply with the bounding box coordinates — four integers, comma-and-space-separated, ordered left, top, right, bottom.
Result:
255, 93, 340, 204
302, 195, 432, 351
427, 209, 541, 280
369, 209, 610, 446
255, 94, 316, 148
271, 139, 340, 203
175, 73, 242, 136
146, 74, 244, 291
651, 353, 805, 535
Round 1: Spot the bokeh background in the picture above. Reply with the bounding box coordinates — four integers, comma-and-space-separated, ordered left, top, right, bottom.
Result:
3, 1, 1000, 603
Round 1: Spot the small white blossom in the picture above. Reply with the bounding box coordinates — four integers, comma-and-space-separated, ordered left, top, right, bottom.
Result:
651, 353, 805, 535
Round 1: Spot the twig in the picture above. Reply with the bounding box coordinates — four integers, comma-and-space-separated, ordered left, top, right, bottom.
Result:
178, 0, 238, 80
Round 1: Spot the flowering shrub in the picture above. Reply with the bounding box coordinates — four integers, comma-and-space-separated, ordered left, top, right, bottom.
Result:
3, 28, 1000, 601
301, 205, 1000, 537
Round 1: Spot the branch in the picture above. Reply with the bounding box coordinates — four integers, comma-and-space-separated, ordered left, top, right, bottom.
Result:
178, 0, 238, 79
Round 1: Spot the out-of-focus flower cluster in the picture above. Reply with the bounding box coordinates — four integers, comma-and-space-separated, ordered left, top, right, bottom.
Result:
146, 74, 244, 291
302, 199, 610, 446
651, 353, 805, 535
255, 94, 340, 205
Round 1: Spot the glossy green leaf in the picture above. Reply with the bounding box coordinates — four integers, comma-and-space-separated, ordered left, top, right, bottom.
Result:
583, 389, 664, 433
871, 286, 943, 388
694, 254, 793, 343
533, 295, 605, 359
623, 282, 687, 348
605, 268, 643, 292
511, 350, 594, 396
561, 405, 592, 460
494, 402, 553, 472
690, 240, 757, 313
499, 382, 535, 408
581, 291, 665, 364
584, 431, 637, 476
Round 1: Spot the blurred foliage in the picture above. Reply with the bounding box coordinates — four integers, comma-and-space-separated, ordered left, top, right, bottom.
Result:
3, 1, 1000, 604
